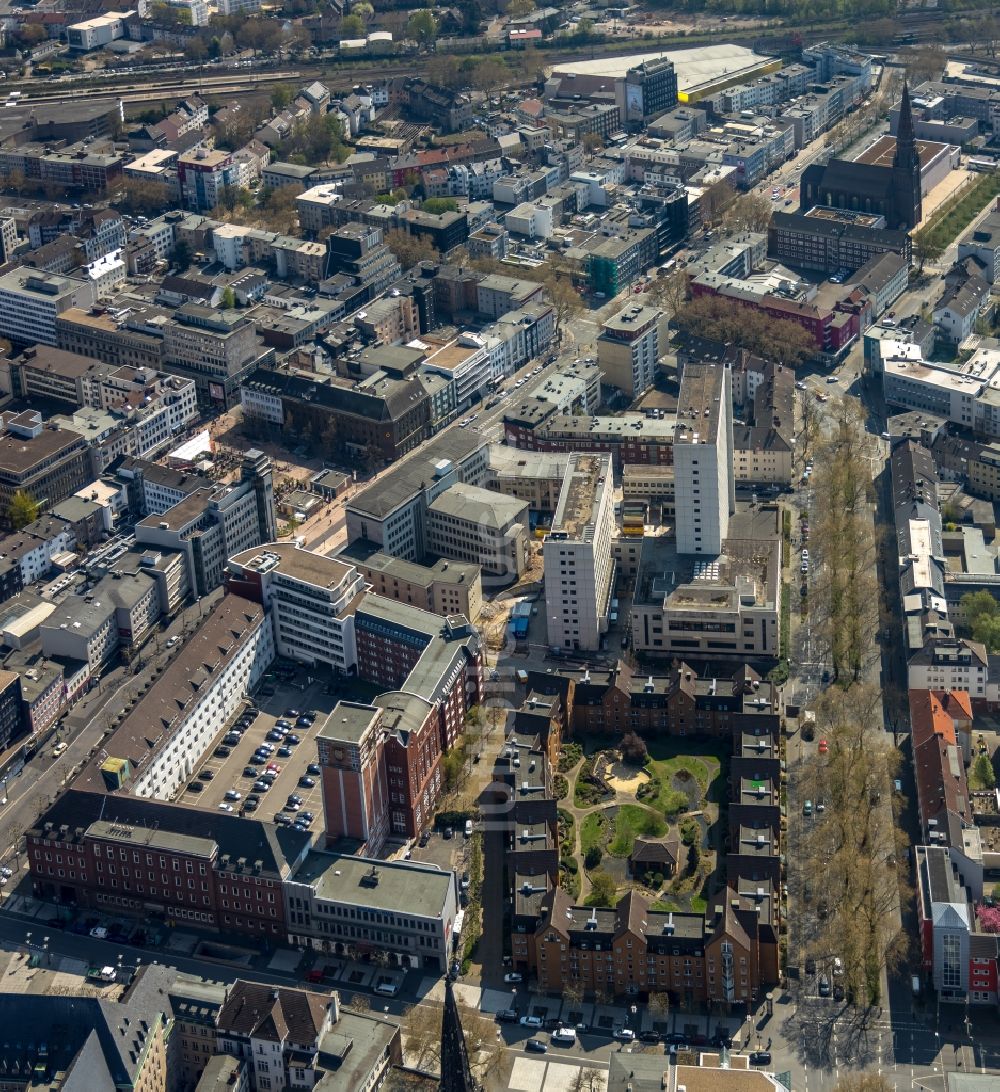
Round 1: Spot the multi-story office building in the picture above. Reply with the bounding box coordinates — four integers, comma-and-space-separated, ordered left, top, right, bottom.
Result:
353, 594, 483, 751
0, 269, 95, 346
0, 410, 92, 523
285, 852, 458, 971
226, 542, 366, 676
27, 786, 307, 938
544, 454, 616, 653
316, 689, 445, 851
345, 430, 489, 563
162, 303, 263, 407
56, 304, 166, 370
135, 450, 276, 598
596, 304, 666, 400
674, 363, 735, 555
338, 539, 483, 621
426, 483, 529, 581
617, 58, 679, 126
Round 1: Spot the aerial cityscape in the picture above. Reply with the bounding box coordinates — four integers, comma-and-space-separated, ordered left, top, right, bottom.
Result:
0, 2, 998, 1090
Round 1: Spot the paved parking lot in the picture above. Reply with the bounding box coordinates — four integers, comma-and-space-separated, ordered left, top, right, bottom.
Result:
180, 677, 343, 831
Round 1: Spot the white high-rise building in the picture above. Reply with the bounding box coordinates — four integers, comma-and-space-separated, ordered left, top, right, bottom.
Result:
544, 453, 615, 652
596, 304, 666, 399
674, 363, 734, 555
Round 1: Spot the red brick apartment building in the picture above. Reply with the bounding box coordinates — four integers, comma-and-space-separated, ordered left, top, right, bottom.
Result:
27, 790, 310, 937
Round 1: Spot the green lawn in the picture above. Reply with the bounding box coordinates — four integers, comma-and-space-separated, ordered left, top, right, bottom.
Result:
639, 752, 719, 816
580, 805, 667, 859
608, 805, 666, 857
580, 811, 608, 856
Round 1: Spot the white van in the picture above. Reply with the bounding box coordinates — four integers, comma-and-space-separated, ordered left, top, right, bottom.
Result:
551, 1027, 576, 1044
374, 982, 399, 997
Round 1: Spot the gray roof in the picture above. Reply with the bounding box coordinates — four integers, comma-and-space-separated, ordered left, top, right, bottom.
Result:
290, 850, 454, 919
348, 429, 486, 520
428, 483, 527, 529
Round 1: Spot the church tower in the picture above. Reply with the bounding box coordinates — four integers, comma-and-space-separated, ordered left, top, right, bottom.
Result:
439, 976, 480, 1092
891, 82, 922, 230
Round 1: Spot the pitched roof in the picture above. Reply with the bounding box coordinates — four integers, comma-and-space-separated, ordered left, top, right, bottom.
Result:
217, 981, 330, 1046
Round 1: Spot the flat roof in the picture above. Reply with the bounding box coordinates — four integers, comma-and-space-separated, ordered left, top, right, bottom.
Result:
551, 453, 611, 539
291, 850, 453, 919
854, 135, 952, 169
675, 362, 727, 445
552, 43, 774, 93
316, 701, 382, 747
228, 541, 355, 590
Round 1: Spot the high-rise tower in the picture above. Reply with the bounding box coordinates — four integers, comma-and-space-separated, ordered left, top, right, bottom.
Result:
891, 82, 922, 230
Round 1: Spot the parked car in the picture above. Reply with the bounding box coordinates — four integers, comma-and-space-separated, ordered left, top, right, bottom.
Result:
307, 763, 321, 776
188, 781, 204, 793
224, 790, 241, 802
615, 1028, 635, 1042
520, 1016, 543, 1028
818, 974, 831, 996
214, 746, 232, 759
750, 1051, 772, 1066
243, 766, 259, 778
278, 746, 292, 758
495, 1009, 518, 1023
198, 769, 215, 781
504, 972, 522, 983
299, 776, 315, 789
525, 1039, 547, 1053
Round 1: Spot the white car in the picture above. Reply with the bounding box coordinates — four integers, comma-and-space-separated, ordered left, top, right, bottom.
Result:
218, 803, 234, 812
615, 1028, 635, 1042
504, 972, 523, 983
166, 636, 180, 647
224, 790, 242, 802
0, 867, 12, 879
90, 926, 108, 939
520, 1015, 543, 1028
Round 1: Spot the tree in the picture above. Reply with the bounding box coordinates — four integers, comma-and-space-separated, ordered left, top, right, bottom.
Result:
385, 228, 439, 270
183, 37, 208, 63
8, 490, 39, 530
407, 9, 438, 45
974, 754, 996, 790
544, 273, 582, 339
699, 179, 737, 227
271, 85, 294, 111
673, 295, 814, 365
402, 1001, 501, 1082
421, 197, 458, 215
581, 132, 604, 154
112, 177, 172, 217
960, 590, 1000, 652
588, 869, 617, 907
905, 44, 946, 84
507, 0, 535, 16
723, 190, 773, 234
649, 268, 689, 316
352, 1, 375, 20
470, 56, 507, 95
173, 239, 193, 269
584, 845, 602, 870
340, 13, 365, 37
620, 731, 648, 765
221, 286, 237, 310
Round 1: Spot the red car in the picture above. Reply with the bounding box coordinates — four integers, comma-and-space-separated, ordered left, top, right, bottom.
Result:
267, 762, 282, 773
818, 739, 829, 755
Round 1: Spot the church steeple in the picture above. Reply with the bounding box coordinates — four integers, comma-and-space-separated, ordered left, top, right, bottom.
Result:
894, 81, 918, 170
892, 81, 922, 229
439, 976, 480, 1092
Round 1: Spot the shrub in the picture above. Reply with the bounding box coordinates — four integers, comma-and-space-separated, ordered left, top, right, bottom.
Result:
621, 730, 648, 764
680, 817, 700, 846
553, 773, 569, 800
584, 845, 603, 870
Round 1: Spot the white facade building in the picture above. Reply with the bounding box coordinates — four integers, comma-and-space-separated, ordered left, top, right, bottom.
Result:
674, 362, 735, 556
544, 453, 616, 652
227, 543, 365, 676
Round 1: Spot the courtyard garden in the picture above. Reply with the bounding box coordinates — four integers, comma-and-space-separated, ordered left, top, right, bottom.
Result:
562, 735, 727, 915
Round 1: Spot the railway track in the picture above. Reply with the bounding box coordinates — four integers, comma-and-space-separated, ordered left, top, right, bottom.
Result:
9, 10, 978, 109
